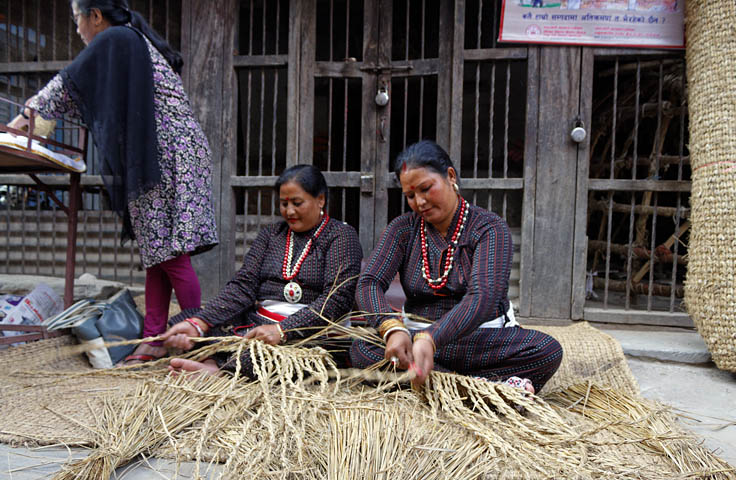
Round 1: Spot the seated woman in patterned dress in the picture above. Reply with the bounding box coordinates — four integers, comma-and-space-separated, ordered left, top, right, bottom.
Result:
161, 165, 363, 376
351, 140, 563, 394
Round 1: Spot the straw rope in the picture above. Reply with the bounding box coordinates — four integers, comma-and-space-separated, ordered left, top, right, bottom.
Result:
684, 0, 736, 371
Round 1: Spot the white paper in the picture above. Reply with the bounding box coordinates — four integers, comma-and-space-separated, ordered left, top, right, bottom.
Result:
0, 283, 64, 343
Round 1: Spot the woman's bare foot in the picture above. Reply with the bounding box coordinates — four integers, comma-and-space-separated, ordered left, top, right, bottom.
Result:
475, 375, 536, 395
120, 343, 168, 366
504, 376, 535, 394
168, 358, 221, 377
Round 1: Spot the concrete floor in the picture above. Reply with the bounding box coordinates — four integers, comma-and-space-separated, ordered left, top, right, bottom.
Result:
627, 357, 736, 466
598, 325, 736, 466
0, 325, 734, 478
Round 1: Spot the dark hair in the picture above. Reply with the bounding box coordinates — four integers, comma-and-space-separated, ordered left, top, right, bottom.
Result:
393, 140, 457, 180
274, 165, 329, 204
73, 0, 183, 74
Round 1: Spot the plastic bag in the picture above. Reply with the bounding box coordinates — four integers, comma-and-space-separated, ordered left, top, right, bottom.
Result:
44, 289, 143, 366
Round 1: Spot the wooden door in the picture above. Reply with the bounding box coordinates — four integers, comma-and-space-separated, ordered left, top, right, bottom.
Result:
295, 0, 453, 253
524, 46, 592, 320
210, 0, 530, 308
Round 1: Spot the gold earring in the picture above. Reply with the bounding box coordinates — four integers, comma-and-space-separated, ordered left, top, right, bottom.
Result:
453, 183, 459, 193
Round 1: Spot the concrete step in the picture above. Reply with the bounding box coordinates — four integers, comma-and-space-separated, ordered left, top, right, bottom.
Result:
596, 325, 712, 364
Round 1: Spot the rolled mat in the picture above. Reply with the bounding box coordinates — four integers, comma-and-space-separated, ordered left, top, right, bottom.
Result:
684, 1, 736, 372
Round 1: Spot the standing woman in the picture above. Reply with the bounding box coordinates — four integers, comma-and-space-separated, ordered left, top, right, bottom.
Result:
352, 140, 562, 394
7, 0, 218, 364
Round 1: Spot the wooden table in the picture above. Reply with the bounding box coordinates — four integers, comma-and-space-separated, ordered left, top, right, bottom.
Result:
0, 103, 88, 343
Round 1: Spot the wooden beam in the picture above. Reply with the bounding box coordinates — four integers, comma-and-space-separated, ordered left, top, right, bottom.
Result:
588, 239, 687, 265
313, 61, 365, 78
459, 178, 524, 189
583, 307, 692, 328
435, 0, 453, 150
370, 0, 394, 249
593, 277, 684, 298
588, 179, 691, 192
572, 46, 594, 320
183, 0, 235, 299
359, 0, 380, 253
286, 0, 303, 171
219, 0, 239, 288
591, 48, 677, 57
589, 198, 689, 218
631, 221, 690, 283
519, 45, 539, 318
0, 173, 105, 186
529, 46, 581, 319
230, 171, 363, 188
297, 0, 316, 165
233, 55, 288, 68
0, 61, 71, 73
448, 0, 465, 164
463, 48, 528, 61
380, 59, 439, 77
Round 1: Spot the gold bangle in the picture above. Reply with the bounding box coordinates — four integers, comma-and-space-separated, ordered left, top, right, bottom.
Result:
276, 323, 286, 344
413, 332, 436, 353
378, 318, 405, 338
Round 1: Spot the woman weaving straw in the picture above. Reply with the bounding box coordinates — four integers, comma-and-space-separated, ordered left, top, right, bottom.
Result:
161, 165, 363, 376
351, 140, 563, 394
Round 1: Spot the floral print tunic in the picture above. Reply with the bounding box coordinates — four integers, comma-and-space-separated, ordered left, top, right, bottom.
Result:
29, 37, 218, 268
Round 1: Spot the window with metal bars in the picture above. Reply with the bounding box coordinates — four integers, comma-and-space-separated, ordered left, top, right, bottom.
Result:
586, 55, 689, 315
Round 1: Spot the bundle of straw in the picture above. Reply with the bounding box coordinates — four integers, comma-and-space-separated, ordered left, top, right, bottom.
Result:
52, 372, 253, 479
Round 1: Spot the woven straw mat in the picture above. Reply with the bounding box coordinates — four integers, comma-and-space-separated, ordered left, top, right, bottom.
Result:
0, 322, 636, 447
535, 322, 638, 396
684, 0, 736, 372
0, 335, 140, 446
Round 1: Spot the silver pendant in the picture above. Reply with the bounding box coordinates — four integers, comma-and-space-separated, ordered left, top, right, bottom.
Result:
283, 281, 302, 303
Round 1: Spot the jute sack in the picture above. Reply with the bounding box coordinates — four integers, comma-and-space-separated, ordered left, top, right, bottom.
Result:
684, 0, 736, 371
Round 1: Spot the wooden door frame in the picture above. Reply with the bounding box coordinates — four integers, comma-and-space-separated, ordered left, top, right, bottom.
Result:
181, 0, 238, 299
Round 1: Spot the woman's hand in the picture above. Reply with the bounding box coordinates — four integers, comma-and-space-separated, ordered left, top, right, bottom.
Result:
6, 114, 29, 133
410, 338, 435, 388
7, 98, 35, 133
244, 324, 284, 346
161, 318, 208, 351
384, 330, 413, 369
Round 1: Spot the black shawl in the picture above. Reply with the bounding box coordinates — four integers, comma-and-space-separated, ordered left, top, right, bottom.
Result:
61, 25, 160, 242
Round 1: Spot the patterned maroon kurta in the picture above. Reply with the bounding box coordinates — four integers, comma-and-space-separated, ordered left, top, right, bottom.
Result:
351, 201, 563, 391
29, 37, 218, 268
196, 218, 363, 341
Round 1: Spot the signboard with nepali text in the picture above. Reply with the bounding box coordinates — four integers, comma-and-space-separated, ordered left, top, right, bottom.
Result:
499, 0, 684, 49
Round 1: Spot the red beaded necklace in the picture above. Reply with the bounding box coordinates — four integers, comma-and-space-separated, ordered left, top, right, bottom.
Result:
420, 198, 468, 290
282, 215, 330, 281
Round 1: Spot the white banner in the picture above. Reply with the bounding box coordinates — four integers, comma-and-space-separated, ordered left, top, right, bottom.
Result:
499, 0, 684, 49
